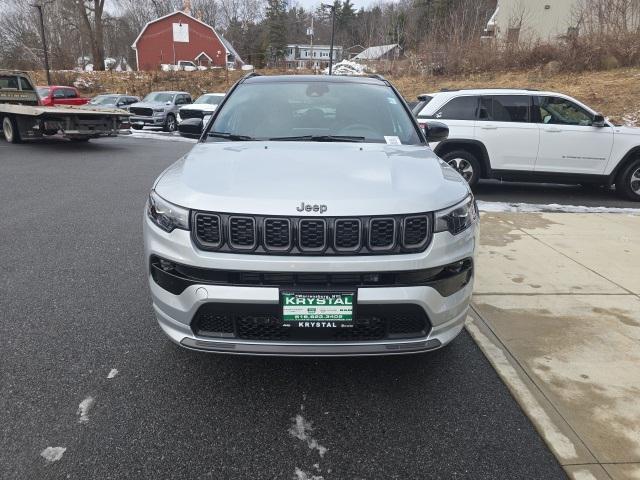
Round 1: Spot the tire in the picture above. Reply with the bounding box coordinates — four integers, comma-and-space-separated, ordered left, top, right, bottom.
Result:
2, 116, 22, 144
163, 114, 176, 132
441, 150, 481, 186
616, 158, 640, 201
131, 124, 143, 130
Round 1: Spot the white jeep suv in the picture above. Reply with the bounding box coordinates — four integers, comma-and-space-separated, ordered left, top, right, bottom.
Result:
413, 88, 640, 201
143, 74, 478, 356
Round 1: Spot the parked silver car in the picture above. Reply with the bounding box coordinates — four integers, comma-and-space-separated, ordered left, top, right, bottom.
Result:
88, 94, 140, 110
144, 74, 478, 356
129, 91, 192, 132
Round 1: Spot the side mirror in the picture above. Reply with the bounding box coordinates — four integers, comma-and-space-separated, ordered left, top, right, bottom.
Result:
424, 121, 449, 142
178, 118, 203, 138
593, 114, 606, 127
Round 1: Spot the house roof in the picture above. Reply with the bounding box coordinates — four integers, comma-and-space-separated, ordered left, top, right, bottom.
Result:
131, 10, 228, 56
220, 35, 244, 65
353, 44, 400, 60
195, 51, 213, 61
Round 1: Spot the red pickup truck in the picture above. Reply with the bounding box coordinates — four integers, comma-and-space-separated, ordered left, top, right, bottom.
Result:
37, 85, 89, 106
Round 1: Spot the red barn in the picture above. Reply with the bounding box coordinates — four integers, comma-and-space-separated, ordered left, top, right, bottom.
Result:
132, 11, 242, 71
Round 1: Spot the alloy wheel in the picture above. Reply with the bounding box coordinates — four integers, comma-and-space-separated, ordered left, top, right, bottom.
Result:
3, 117, 13, 142
631, 167, 640, 195
447, 157, 474, 182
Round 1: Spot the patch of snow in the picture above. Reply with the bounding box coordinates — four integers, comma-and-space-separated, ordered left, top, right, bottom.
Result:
323, 60, 370, 76
128, 131, 197, 143
107, 369, 118, 379
293, 467, 324, 480
477, 200, 640, 215
289, 414, 327, 458
77, 396, 95, 424
41, 447, 66, 463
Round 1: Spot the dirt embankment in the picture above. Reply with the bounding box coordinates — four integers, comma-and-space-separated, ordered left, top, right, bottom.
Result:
28, 67, 640, 125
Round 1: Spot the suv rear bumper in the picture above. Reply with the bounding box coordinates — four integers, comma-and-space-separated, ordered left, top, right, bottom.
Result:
144, 215, 477, 356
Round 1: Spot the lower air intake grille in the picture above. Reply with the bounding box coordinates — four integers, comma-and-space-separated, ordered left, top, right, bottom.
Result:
190, 303, 430, 341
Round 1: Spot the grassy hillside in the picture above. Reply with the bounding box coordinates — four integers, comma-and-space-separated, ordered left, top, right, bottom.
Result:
27, 67, 640, 125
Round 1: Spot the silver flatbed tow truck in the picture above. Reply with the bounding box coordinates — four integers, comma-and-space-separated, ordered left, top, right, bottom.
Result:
0, 70, 130, 143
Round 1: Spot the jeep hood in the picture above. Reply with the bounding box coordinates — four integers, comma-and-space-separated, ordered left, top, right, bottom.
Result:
154, 142, 470, 216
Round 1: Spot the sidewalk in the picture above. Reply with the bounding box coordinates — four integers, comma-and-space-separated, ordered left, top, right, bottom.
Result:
469, 211, 640, 480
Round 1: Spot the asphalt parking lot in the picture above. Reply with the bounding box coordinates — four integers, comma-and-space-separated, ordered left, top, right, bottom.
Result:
0, 135, 597, 479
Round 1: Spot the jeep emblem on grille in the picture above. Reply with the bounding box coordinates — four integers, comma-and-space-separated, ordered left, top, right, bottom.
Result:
296, 202, 327, 214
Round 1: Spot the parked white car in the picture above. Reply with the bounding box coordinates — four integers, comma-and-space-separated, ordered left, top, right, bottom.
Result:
413, 88, 640, 201
177, 93, 225, 124
161, 61, 205, 72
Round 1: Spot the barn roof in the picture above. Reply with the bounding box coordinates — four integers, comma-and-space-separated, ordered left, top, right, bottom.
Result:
131, 10, 228, 56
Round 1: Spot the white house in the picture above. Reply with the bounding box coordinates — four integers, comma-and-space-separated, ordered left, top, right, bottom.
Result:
484, 0, 580, 43
284, 44, 343, 69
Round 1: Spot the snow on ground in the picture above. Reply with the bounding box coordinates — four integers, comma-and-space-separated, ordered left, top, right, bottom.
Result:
40, 447, 66, 463
478, 200, 640, 214
128, 131, 196, 143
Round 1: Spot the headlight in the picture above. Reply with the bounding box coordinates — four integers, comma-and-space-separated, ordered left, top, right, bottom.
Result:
153, 107, 165, 113
434, 195, 478, 235
147, 191, 189, 232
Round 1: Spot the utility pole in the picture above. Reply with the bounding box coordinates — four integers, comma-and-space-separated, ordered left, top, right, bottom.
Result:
321, 3, 336, 75
307, 15, 314, 72
33, 3, 51, 85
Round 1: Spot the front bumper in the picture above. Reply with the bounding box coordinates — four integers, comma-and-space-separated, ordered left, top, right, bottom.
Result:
144, 215, 477, 356
130, 115, 165, 126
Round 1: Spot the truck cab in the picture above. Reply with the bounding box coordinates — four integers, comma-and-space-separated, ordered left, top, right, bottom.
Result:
37, 86, 89, 106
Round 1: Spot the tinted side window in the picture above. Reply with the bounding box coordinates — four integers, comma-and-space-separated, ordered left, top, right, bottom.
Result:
19, 77, 33, 90
64, 88, 78, 98
481, 95, 530, 122
432, 96, 478, 120
53, 89, 65, 98
538, 96, 593, 126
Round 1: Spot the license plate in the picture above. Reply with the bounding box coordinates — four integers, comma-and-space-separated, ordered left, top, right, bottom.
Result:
281, 292, 355, 328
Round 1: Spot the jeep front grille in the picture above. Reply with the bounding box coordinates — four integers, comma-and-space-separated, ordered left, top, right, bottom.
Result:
192, 212, 433, 255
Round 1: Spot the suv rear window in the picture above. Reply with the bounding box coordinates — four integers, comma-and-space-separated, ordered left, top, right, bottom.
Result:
431, 96, 478, 121
480, 95, 530, 123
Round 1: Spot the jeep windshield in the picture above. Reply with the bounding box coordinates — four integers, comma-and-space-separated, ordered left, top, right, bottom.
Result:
206, 80, 423, 144
143, 92, 175, 103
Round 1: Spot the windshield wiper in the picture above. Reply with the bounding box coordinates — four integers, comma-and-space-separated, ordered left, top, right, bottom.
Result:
209, 131, 254, 141
269, 135, 365, 143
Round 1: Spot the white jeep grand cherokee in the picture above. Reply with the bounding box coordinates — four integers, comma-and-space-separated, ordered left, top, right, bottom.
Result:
413, 88, 640, 201
143, 74, 478, 356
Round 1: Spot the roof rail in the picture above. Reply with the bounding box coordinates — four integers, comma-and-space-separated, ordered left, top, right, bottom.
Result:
439, 87, 539, 92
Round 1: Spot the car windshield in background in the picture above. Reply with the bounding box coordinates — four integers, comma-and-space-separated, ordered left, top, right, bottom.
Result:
143, 92, 174, 103
89, 95, 118, 105
207, 81, 422, 144
37, 87, 50, 97
196, 94, 224, 105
